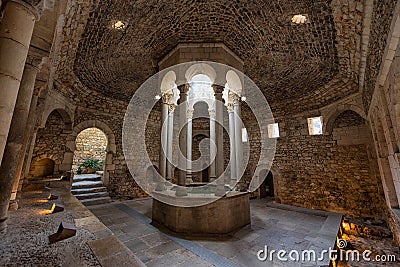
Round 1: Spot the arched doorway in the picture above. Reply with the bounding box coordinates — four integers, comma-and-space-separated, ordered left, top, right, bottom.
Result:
192, 133, 209, 183
72, 128, 108, 174
259, 169, 274, 199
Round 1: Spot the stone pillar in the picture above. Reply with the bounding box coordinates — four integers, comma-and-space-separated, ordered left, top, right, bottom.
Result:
186, 109, 194, 184
209, 109, 216, 182
156, 95, 169, 191
16, 94, 38, 199
0, 1, 39, 231
176, 86, 188, 196
159, 96, 169, 179
227, 104, 236, 181
3, 62, 40, 211
23, 130, 37, 178
213, 85, 225, 179
0, 0, 38, 168
166, 104, 175, 181
233, 96, 243, 180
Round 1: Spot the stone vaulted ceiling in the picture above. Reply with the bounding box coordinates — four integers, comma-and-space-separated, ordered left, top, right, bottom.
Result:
59, 0, 363, 114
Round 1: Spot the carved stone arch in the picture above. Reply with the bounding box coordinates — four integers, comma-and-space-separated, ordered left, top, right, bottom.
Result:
62, 120, 116, 186
226, 69, 243, 95
41, 108, 73, 132
323, 105, 367, 135
160, 70, 177, 94
185, 63, 217, 84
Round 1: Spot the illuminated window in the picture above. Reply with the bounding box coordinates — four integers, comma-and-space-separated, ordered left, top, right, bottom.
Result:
291, 14, 308, 24
268, 123, 280, 138
308, 117, 323, 135
112, 20, 127, 30
242, 128, 248, 142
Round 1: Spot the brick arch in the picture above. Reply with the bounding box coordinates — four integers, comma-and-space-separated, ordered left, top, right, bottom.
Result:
61, 120, 116, 186
323, 105, 367, 135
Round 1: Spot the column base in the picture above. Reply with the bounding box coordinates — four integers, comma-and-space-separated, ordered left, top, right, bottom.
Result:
175, 186, 188, 197
209, 176, 216, 182
8, 200, 18, 211
185, 173, 193, 185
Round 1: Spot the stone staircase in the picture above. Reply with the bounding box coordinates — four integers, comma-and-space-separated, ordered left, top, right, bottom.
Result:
71, 174, 111, 206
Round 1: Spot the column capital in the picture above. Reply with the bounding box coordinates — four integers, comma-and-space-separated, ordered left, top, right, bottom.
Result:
178, 83, 190, 94
228, 90, 240, 104
168, 104, 176, 113
162, 93, 173, 104
227, 103, 234, 113
26, 54, 45, 70
213, 84, 225, 95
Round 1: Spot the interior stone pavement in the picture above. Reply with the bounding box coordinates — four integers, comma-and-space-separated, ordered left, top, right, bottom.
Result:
89, 198, 342, 267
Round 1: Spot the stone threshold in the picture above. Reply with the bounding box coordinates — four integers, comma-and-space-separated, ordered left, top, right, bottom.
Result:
53, 185, 145, 267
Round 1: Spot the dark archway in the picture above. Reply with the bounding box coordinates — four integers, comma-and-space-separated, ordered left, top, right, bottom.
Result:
259, 170, 274, 198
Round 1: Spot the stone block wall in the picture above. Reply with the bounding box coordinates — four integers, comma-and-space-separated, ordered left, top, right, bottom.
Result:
240, 106, 386, 219
29, 110, 69, 177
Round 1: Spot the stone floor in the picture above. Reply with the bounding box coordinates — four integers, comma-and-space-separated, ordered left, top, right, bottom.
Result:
1, 189, 398, 267
89, 198, 343, 267
0, 188, 100, 267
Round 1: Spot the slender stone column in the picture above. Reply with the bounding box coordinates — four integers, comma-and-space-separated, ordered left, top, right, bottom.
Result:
213, 85, 225, 179
159, 96, 169, 179
233, 95, 243, 180
227, 104, 236, 181
176, 86, 188, 196
3, 62, 40, 211
186, 109, 194, 184
209, 109, 216, 181
0, 0, 38, 168
156, 95, 170, 191
166, 104, 175, 181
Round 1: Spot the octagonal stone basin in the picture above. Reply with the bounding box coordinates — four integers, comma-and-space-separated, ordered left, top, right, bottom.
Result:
151, 191, 250, 235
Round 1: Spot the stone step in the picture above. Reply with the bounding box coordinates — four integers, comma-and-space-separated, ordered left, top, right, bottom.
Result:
71, 187, 107, 195
72, 180, 103, 189
74, 192, 109, 200
80, 197, 111, 206
73, 174, 102, 182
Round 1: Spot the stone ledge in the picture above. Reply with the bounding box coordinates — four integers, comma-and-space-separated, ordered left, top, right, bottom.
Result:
55, 188, 145, 266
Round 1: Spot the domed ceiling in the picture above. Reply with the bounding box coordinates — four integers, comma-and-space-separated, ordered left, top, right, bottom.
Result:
59, 0, 364, 114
